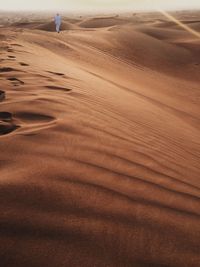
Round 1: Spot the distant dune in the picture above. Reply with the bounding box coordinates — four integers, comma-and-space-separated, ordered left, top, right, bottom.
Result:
0, 10, 200, 267
78, 16, 128, 28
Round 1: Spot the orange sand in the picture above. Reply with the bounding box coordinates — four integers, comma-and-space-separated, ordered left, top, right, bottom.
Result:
0, 11, 200, 267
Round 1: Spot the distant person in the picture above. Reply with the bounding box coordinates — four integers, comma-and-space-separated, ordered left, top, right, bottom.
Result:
54, 13, 62, 33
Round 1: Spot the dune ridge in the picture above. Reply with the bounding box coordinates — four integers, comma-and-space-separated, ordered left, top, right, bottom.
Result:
0, 11, 200, 267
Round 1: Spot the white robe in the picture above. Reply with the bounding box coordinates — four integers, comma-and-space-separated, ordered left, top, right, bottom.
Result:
54, 15, 61, 32
54, 15, 61, 25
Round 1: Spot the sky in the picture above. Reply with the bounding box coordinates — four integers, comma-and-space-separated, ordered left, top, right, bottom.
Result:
0, 0, 200, 12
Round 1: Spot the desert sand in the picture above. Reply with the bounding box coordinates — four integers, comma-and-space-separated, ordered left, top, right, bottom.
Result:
0, 10, 200, 267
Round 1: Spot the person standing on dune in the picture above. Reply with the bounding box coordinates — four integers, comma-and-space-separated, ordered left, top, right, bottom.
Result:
54, 13, 62, 33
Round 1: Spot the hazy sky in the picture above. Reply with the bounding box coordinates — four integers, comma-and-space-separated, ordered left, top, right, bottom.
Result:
0, 0, 200, 11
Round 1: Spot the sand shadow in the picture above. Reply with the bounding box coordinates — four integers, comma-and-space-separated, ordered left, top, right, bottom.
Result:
0, 90, 5, 101
0, 123, 19, 136
7, 48, 14, 53
19, 62, 29, 66
0, 92, 20, 136
45, 85, 72, 92
0, 67, 16, 73
15, 112, 55, 123
7, 77, 24, 85
47, 71, 65, 76
13, 112, 56, 135
11, 43, 23, 47
0, 112, 12, 121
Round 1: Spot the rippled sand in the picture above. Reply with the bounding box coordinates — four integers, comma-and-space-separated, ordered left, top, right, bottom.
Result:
0, 11, 200, 267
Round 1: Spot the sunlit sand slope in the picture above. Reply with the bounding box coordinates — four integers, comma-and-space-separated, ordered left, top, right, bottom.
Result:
0, 11, 200, 267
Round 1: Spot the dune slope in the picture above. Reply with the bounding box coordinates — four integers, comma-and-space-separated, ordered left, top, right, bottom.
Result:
0, 12, 200, 267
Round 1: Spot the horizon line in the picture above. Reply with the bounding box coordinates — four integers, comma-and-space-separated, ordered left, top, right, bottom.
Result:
0, 7, 200, 13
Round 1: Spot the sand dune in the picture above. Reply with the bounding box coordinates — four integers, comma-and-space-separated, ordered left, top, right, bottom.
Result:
0, 11, 200, 267
12, 20, 76, 31
78, 16, 128, 28
36, 21, 76, 31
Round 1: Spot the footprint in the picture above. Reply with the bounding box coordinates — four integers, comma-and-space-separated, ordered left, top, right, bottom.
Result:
11, 43, 23, 47
15, 112, 55, 123
13, 112, 55, 134
0, 90, 5, 101
7, 48, 14, 52
0, 123, 19, 136
47, 71, 65, 76
0, 90, 55, 136
19, 62, 29, 66
0, 112, 12, 121
0, 67, 16, 73
7, 77, 24, 85
0, 93, 19, 136
45, 85, 72, 92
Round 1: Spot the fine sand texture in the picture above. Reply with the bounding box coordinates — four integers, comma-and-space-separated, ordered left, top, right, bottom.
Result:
0, 11, 200, 267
